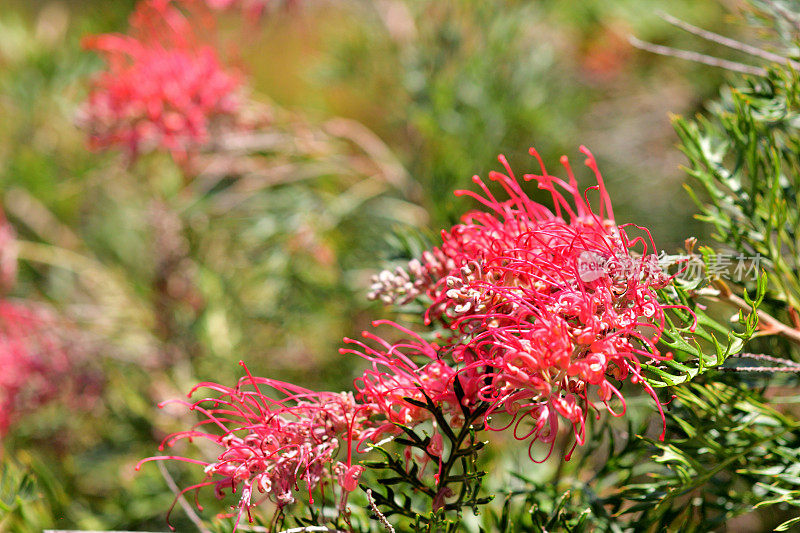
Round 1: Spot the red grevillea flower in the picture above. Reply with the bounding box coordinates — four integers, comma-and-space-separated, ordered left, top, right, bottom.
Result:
137, 363, 375, 530
80, 37, 240, 160
341, 320, 473, 443
341, 321, 486, 485
0, 301, 76, 435
80, 1, 241, 160
369, 146, 688, 460
0, 211, 99, 435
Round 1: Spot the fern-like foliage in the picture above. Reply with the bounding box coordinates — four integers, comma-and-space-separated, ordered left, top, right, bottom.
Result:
674, 65, 800, 311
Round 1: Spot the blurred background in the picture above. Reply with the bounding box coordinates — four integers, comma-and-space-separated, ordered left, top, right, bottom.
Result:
0, 0, 757, 530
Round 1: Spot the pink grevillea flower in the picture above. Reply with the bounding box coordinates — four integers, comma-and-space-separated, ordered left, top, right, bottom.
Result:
342, 321, 454, 439
341, 321, 485, 487
370, 146, 688, 460
0, 301, 75, 435
137, 363, 374, 530
341, 320, 484, 444
80, 35, 240, 160
0, 212, 98, 434
80, 0, 241, 160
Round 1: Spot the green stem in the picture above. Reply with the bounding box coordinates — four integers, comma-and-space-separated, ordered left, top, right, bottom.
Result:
431, 403, 489, 520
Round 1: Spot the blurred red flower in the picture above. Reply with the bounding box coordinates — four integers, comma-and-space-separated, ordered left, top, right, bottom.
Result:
80, 0, 242, 160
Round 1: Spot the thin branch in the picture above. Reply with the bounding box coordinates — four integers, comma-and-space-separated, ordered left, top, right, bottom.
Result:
729, 352, 800, 367
657, 10, 800, 68
762, 0, 800, 34
367, 489, 395, 533
719, 366, 800, 372
5, 188, 83, 249
324, 117, 420, 199
157, 462, 213, 533
628, 36, 768, 76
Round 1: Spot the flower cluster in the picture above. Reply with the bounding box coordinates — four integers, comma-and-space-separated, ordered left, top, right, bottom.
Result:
0, 213, 97, 435
369, 146, 677, 459
342, 320, 465, 441
0, 301, 77, 434
80, 0, 241, 159
144, 146, 680, 528
138, 365, 374, 529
